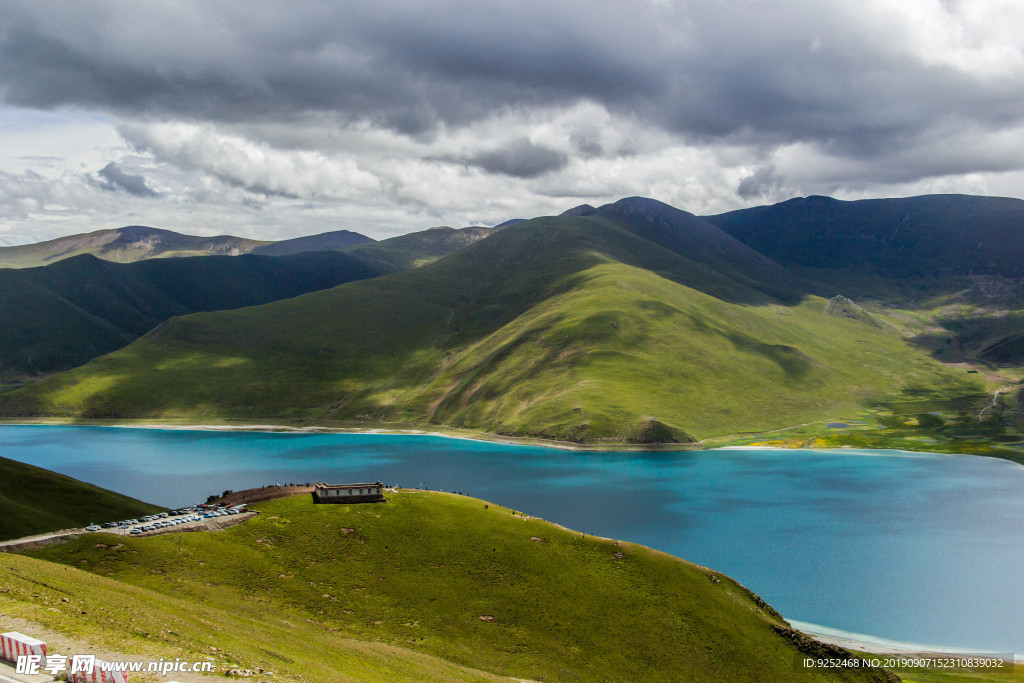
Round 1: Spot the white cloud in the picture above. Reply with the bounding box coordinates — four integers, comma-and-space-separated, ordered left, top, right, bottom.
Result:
868, 0, 1024, 78
119, 122, 382, 200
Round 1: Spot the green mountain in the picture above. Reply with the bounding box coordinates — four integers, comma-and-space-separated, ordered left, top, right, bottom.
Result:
0, 251, 383, 380
250, 229, 373, 256
0, 455, 162, 541
344, 225, 496, 273
706, 194, 1024, 368
0, 197, 989, 448
704, 194, 1024, 281
8, 491, 893, 682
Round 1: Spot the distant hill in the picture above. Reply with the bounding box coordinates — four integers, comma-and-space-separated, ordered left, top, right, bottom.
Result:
705, 194, 1024, 370
0, 225, 269, 268
704, 194, 1024, 280
0, 197, 985, 444
0, 455, 161, 541
0, 225, 377, 269
0, 251, 384, 380
250, 229, 373, 256
345, 225, 496, 272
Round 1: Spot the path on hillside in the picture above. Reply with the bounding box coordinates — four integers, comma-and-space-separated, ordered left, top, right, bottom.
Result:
697, 419, 831, 446
0, 529, 86, 552
978, 386, 1014, 422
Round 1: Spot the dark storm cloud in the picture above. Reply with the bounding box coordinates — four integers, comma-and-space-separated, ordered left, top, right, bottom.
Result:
737, 165, 782, 200
97, 162, 158, 197
0, 1, 654, 135
1, 1, 1023, 185
466, 140, 568, 178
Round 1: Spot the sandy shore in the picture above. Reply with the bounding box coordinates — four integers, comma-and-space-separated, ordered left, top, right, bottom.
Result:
791, 620, 1021, 662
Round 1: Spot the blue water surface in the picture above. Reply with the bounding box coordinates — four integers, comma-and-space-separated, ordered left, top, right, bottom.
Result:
2, 425, 1022, 653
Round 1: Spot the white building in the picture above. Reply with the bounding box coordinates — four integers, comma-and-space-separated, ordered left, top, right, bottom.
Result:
312, 482, 386, 504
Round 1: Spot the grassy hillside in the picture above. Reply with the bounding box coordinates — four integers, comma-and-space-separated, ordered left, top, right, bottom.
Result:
0, 225, 269, 268
0, 251, 384, 380
251, 229, 373, 256
345, 225, 496, 272
11, 491, 892, 682
705, 194, 1024, 280
0, 455, 162, 541
0, 199, 990, 447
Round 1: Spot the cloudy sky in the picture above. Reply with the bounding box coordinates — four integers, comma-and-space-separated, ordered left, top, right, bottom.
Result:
2, 0, 1024, 244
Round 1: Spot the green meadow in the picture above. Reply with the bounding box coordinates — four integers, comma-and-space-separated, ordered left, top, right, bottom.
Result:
8, 491, 894, 682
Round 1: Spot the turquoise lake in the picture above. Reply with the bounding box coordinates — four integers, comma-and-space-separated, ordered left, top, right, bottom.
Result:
2, 425, 1023, 654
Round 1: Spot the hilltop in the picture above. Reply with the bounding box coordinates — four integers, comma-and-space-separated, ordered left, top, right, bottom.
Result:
7, 491, 894, 682
0, 225, 270, 268
344, 225, 496, 272
0, 455, 161, 541
0, 225, 378, 269
0, 221, 499, 270
705, 194, 1024, 281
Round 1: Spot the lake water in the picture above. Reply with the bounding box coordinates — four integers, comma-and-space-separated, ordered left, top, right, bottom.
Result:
2, 425, 1023, 654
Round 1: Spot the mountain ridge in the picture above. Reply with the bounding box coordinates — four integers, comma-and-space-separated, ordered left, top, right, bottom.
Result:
0, 251, 384, 379
1, 200, 994, 449
704, 193, 1024, 280
0, 225, 374, 268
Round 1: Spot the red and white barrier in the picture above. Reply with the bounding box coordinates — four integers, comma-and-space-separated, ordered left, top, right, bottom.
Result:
66, 658, 129, 683
0, 631, 46, 663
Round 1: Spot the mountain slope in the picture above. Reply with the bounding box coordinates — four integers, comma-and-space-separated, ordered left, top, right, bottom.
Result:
0, 251, 384, 379
0, 225, 269, 268
345, 225, 496, 272
250, 229, 373, 256
0, 225, 377, 268
13, 492, 892, 682
705, 194, 1024, 371
705, 194, 1024, 279
600, 197, 807, 302
0, 200, 984, 442
0, 455, 162, 540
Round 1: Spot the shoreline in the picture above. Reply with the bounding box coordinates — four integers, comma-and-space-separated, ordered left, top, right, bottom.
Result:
2, 419, 1022, 466
0, 418, 707, 452
790, 620, 1022, 662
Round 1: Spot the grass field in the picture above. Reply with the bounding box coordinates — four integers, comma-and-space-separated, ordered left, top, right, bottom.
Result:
0, 455, 163, 541
7, 491, 896, 682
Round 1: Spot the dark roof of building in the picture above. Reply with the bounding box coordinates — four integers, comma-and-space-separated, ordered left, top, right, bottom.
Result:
314, 482, 383, 490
